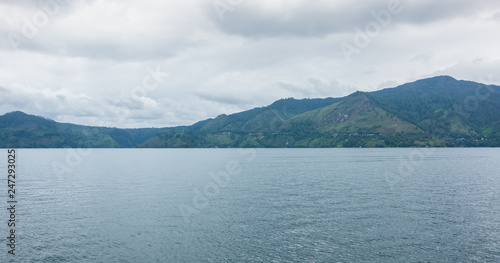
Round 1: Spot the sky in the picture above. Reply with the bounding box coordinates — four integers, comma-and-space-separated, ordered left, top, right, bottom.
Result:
0, 0, 499, 128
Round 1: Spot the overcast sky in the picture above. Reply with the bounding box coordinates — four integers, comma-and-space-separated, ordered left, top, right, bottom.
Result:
1, 0, 499, 128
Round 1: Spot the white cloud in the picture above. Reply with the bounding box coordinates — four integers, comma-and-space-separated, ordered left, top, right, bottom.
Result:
0, 0, 499, 128
0, 83, 105, 119
429, 59, 500, 85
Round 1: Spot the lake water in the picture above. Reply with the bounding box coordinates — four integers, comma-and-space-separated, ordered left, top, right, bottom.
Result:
1, 148, 500, 262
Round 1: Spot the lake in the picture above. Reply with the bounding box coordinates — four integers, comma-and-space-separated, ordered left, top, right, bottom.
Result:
2, 148, 500, 262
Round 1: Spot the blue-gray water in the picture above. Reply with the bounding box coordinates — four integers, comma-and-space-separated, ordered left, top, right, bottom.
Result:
2, 148, 500, 262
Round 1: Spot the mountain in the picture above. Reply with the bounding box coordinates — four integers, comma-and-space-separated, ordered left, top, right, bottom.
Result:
370, 76, 500, 138
188, 97, 342, 133
0, 97, 340, 148
1, 76, 500, 148
139, 90, 443, 148
141, 76, 500, 148
0, 111, 173, 148
289, 92, 421, 134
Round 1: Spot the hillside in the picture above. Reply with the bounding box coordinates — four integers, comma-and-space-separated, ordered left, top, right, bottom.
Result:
1, 76, 500, 148
290, 92, 421, 134
192, 97, 341, 133
141, 76, 500, 148
0, 111, 172, 148
0, 97, 341, 148
371, 76, 500, 138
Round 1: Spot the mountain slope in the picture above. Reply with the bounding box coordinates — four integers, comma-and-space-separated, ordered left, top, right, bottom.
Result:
142, 76, 500, 147
194, 97, 341, 133
371, 76, 500, 138
289, 92, 422, 134
0, 111, 172, 148
2, 76, 500, 148
140, 91, 446, 148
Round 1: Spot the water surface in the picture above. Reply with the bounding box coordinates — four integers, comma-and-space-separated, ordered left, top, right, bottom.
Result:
2, 148, 500, 262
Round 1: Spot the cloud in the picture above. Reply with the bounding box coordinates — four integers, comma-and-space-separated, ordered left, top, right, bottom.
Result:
411, 53, 434, 63
206, 0, 500, 38
429, 59, 500, 84
0, 0, 209, 61
195, 92, 254, 106
0, 0, 499, 128
206, 0, 392, 37
491, 12, 500, 21
0, 83, 105, 119
276, 78, 356, 98
397, 0, 500, 24
377, 80, 399, 90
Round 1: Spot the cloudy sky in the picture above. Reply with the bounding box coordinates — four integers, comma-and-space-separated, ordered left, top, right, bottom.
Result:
1, 0, 499, 128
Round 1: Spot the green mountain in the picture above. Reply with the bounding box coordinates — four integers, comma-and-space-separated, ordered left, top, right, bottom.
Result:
190, 97, 341, 133
1, 76, 500, 148
290, 91, 421, 134
0, 111, 173, 148
141, 76, 500, 148
371, 76, 500, 138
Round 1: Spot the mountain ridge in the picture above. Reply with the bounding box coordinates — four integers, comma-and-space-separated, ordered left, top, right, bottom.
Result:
1, 75, 500, 148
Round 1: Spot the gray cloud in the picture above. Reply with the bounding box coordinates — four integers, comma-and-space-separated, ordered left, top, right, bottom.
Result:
206, 0, 500, 38
398, 0, 500, 24
205, 1, 389, 37
195, 92, 254, 106
277, 78, 355, 98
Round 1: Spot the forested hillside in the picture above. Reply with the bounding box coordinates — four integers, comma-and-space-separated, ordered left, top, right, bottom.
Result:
2, 76, 499, 148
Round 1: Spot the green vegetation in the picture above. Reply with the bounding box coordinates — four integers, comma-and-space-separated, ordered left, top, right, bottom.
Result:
1, 76, 500, 148
0, 111, 173, 148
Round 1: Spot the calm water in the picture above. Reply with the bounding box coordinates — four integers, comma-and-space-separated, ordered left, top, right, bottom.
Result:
1, 148, 500, 262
